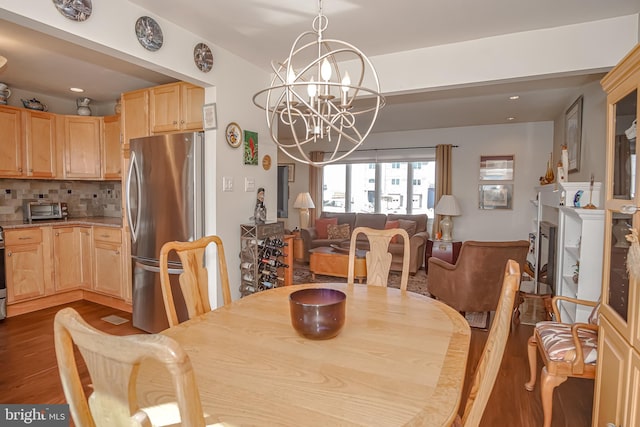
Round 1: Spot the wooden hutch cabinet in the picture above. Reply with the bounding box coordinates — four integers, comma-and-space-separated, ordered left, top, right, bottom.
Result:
594, 43, 640, 427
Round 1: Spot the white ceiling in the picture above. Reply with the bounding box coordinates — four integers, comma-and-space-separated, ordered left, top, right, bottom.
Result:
0, 0, 638, 132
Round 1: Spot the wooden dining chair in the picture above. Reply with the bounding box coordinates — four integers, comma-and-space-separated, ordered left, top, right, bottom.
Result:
453, 259, 521, 427
347, 226, 410, 290
524, 296, 599, 427
54, 307, 206, 427
160, 235, 232, 328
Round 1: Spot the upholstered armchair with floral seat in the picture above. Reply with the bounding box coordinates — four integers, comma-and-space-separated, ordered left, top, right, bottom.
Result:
524, 296, 599, 427
427, 240, 529, 313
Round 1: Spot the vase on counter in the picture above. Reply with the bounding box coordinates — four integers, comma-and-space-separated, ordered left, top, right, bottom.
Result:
76, 97, 92, 116
0, 82, 11, 105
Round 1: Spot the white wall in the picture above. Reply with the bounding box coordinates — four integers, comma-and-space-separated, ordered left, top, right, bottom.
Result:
551, 80, 607, 183
0, 0, 273, 304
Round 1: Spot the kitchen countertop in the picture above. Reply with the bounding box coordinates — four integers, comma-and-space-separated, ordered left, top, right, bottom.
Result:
0, 217, 122, 230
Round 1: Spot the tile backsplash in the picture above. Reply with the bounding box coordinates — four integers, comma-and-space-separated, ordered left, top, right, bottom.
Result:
0, 179, 121, 221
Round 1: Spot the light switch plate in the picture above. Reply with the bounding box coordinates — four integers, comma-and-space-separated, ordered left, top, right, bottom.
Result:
245, 177, 255, 192
222, 176, 233, 192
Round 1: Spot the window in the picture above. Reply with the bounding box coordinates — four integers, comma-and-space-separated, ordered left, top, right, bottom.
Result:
322, 164, 346, 212
322, 160, 435, 216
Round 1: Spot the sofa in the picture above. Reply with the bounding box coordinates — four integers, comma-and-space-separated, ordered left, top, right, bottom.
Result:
299, 212, 429, 274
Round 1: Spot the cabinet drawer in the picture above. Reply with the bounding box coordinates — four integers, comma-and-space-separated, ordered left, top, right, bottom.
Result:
5, 228, 43, 245
93, 227, 121, 244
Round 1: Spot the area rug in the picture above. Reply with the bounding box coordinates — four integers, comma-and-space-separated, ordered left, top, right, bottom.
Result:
292, 263, 489, 329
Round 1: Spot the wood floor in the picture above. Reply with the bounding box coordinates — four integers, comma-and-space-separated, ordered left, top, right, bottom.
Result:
0, 300, 593, 426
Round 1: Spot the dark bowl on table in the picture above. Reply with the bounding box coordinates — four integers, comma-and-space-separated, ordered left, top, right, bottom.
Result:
289, 288, 346, 340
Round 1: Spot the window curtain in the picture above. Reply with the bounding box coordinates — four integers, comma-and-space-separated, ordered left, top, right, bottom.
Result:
308, 151, 324, 227
433, 144, 453, 237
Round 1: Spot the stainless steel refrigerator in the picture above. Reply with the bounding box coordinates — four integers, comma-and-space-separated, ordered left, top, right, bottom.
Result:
126, 132, 204, 333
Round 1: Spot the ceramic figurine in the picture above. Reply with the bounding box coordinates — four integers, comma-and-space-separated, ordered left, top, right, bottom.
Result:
252, 187, 267, 224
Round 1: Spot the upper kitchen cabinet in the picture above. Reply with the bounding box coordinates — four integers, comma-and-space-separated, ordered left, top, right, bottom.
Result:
149, 82, 204, 133
63, 115, 103, 179
0, 105, 23, 177
23, 110, 57, 178
103, 114, 121, 179
121, 88, 149, 154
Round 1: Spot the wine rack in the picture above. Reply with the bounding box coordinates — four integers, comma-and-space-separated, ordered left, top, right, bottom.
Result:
239, 222, 290, 297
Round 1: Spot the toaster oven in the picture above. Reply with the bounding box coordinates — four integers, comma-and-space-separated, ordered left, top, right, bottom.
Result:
23, 201, 68, 222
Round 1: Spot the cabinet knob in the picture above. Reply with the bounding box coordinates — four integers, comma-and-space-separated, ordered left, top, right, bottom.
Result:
180, 120, 185, 124
7, 251, 11, 257
115, 250, 120, 255
18, 168, 22, 172
29, 169, 33, 172
55, 232, 59, 236
173, 120, 178, 125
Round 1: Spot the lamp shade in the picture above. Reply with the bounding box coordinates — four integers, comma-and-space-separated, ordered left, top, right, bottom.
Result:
435, 195, 461, 216
293, 192, 315, 209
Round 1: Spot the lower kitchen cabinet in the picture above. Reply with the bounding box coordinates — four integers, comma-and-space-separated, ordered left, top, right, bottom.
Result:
53, 226, 92, 291
5, 228, 49, 303
4, 224, 128, 316
92, 226, 124, 298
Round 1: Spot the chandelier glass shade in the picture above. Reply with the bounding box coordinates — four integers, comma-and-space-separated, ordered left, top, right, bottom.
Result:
253, 0, 384, 167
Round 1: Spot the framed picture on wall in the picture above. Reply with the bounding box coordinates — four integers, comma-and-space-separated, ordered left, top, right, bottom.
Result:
285, 164, 295, 182
565, 95, 583, 173
479, 155, 514, 180
478, 184, 513, 210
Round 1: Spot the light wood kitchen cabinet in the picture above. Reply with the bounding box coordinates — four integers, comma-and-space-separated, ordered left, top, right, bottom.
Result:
92, 226, 124, 298
63, 115, 103, 179
0, 105, 23, 177
149, 82, 204, 133
121, 88, 149, 154
594, 42, 640, 427
23, 110, 57, 178
103, 114, 121, 179
5, 228, 48, 303
53, 226, 92, 291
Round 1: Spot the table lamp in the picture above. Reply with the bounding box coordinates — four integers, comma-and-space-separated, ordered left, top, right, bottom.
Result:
434, 195, 461, 241
293, 192, 315, 229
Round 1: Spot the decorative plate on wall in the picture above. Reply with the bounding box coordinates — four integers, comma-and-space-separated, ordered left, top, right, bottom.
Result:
225, 122, 242, 148
262, 155, 272, 170
53, 0, 92, 22
194, 43, 214, 72
135, 16, 163, 52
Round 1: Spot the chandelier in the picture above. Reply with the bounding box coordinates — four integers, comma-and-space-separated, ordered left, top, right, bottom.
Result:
253, 0, 384, 166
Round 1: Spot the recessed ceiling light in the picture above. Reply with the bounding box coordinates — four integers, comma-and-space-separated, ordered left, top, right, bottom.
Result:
509, 95, 519, 100
70, 87, 84, 93
507, 117, 516, 121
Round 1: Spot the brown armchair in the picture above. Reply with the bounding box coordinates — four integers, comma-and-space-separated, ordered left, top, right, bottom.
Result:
427, 240, 529, 313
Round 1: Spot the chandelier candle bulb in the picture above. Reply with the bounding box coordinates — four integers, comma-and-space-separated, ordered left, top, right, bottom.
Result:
307, 77, 317, 102
341, 72, 351, 106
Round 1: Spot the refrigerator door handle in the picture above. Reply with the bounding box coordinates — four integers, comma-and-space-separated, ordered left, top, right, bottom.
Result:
135, 260, 183, 275
126, 152, 142, 243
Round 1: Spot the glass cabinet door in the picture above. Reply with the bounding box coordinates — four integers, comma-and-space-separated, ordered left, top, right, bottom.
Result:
603, 87, 638, 342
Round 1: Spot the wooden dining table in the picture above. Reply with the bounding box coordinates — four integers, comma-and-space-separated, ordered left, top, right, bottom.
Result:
136, 283, 471, 426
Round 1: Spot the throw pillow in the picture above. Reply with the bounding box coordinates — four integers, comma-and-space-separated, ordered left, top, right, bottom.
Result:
315, 217, 338, 239
398, 219, 417, 237
389, 219, 417, 243
384, 220, 401, 244
327, 223, 350, 240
